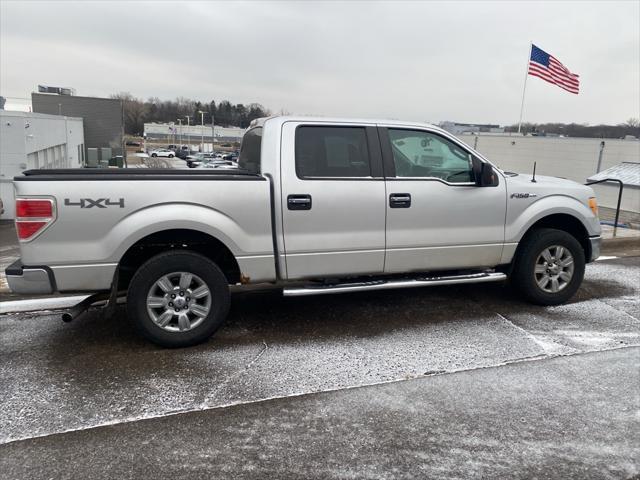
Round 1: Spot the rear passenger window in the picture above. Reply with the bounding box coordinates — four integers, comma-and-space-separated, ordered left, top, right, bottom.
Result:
238, 127, 262, 173
295, 126, 371, 178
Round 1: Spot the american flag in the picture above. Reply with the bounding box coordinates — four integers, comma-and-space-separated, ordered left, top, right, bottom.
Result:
528, 44, 580, 94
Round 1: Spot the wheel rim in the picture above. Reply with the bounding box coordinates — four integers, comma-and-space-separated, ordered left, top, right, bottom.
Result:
146, 271, 212, 332
534, 245, 575, 293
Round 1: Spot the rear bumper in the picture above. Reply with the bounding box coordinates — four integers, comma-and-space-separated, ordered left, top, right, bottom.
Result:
5, 259, 54, 294
589, 235, 601, 262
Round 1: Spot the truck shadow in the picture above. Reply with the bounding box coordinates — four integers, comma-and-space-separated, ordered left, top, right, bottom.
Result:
218, 275, 635, 347
28, 271, 636, 355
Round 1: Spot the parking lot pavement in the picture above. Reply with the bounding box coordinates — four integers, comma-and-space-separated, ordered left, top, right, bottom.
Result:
1, 347, 637, 480
0, 256, 638, 454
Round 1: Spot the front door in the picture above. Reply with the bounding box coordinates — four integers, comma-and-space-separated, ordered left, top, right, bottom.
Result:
280, 122, 386, 280
380, 127, 506, 273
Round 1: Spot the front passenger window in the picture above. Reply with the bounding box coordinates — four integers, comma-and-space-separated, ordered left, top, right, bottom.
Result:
388, 129, 475, 183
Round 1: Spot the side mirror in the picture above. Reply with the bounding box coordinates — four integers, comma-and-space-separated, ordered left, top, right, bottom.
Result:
480, 162, 495, 186
472, 157, 496, 187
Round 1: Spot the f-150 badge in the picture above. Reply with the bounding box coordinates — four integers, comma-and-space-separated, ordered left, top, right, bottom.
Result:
64, 198, 125, 208
510, 193, 538, 199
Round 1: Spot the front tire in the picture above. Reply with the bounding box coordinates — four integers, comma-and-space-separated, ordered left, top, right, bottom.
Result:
511, 228, 585, 306
151, 153, 157, 157
127, 251, 230, 347
169, 154, 174, 158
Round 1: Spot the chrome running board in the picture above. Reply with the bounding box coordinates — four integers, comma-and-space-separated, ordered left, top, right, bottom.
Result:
283, 272, 507, 297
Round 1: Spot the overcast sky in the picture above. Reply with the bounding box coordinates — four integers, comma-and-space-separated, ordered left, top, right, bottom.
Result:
1, 0, 638, 125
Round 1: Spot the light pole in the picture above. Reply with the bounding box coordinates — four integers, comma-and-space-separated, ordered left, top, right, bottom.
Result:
198, 110, 205, 152
211, 113, 215, 151
185, 116, 191, 147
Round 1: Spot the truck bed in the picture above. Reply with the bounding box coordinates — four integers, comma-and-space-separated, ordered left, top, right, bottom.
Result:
12, 168, 275, 291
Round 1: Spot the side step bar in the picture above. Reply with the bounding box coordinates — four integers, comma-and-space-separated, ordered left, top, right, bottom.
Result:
283, 272, 507, 297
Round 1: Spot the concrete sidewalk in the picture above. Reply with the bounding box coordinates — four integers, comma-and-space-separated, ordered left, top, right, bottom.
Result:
1, 347, 637, 479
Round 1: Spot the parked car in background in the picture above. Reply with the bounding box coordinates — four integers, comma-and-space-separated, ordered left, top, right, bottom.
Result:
196, 159, 238, 170
176, 146, 193, 160
150, 149, 175, 158
125, 141, 141, 147
185, 152, 216, 168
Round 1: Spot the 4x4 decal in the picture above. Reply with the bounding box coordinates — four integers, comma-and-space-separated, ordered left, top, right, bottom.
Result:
64, 198, 125, 208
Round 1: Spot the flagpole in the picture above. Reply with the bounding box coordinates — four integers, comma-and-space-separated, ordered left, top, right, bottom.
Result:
517, 42, 533, 134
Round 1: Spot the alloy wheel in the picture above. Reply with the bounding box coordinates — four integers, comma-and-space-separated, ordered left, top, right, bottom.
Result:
534, 245, 575, 293
146, 271, 212, 332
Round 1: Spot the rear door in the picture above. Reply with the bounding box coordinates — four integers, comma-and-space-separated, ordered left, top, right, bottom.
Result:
280, 122, 386, 280
380, 126, 506, 273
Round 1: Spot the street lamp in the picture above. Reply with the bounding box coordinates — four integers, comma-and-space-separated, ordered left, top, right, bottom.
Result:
177, 118, 183, 146
211, 113, 215, 151
198, 110, 205, 152
185, 116, 191, 146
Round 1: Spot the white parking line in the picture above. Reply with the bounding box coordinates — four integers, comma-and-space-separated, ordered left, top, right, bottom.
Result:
596, 255, 619, 261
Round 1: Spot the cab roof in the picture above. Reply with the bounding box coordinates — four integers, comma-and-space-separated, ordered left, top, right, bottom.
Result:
249, 115, 445, 133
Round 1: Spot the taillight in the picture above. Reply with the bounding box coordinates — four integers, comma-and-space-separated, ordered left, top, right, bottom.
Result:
15, 198, 56, 241
16, 221, 49, 239
16, 199, 53, 217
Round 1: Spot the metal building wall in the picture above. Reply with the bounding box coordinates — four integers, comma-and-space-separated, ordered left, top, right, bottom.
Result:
31, 93, 123, 158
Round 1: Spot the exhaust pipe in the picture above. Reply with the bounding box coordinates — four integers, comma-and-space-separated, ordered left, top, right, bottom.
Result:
60, 292, 110, 323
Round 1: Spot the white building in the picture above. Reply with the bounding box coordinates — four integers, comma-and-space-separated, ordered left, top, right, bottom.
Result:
441, 121, 504, 135
0, 111, 84, 220
459, 133, 640, 213
144, 123, 245, 144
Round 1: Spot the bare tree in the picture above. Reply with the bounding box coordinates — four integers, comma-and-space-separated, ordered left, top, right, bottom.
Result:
623, 118, 639, 128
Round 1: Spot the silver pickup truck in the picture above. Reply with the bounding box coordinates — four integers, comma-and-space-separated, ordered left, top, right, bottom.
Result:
7, 116, 601, 347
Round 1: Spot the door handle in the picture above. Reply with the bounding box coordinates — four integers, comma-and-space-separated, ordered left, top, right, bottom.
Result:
288, 194, 312, 210
389, 193, 411, 208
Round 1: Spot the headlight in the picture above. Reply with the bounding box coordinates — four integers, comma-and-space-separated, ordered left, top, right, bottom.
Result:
588, 197, 598, 217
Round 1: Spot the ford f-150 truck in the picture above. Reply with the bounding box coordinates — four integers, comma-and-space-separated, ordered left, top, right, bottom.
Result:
6, 116, 601, 347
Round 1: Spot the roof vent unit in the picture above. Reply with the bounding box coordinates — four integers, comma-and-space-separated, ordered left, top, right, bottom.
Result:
37, 85, 75, 96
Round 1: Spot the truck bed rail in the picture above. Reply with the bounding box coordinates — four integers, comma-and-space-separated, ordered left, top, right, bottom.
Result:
16, 168, 264, 182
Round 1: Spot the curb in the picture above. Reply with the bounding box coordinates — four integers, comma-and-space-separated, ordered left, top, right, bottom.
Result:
601, 236, 640, 251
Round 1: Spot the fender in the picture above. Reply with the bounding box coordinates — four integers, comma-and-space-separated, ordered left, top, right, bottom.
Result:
105, 202, 273, 264
506, 194, 599, 244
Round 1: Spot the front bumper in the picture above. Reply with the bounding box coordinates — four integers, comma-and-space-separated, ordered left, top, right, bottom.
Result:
5, 259, 54, 294
589, 235, 601, 262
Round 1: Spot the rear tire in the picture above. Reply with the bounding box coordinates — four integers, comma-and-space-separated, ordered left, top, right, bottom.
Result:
511, 228, 585, 306
169, 154, 174, 158
151, 153, 157, 157
127, 250, 230, 348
